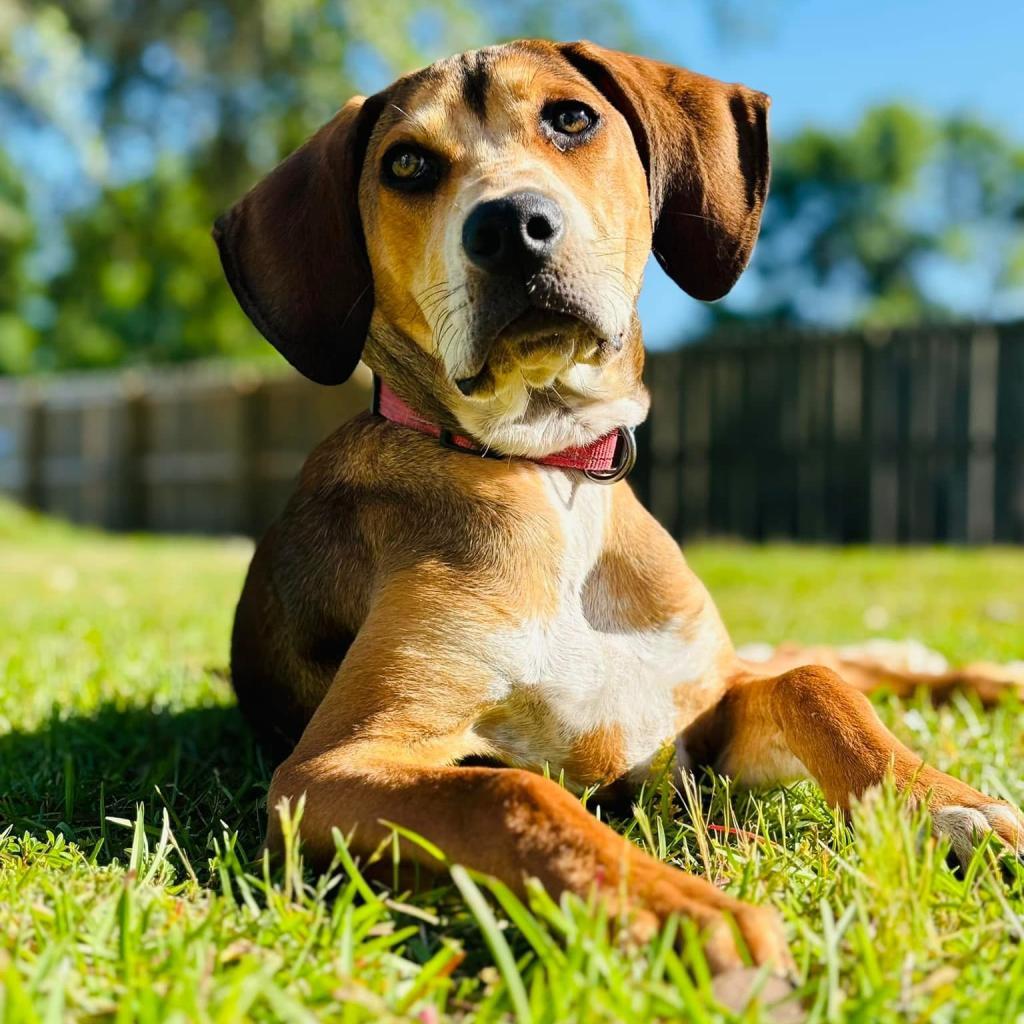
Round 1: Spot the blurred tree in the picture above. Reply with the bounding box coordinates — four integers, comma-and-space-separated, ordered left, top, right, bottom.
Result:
721, 105, 1024, 328
0, 0, 638, 371
0, 151, 39, 373
45, 164, 252, 370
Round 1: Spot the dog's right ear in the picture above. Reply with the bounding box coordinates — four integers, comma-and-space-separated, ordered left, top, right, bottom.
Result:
557, 41, 770, 304
213, 94, 386, 385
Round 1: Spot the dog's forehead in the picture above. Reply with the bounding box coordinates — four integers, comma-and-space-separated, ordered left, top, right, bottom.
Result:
374, 43, 591, 144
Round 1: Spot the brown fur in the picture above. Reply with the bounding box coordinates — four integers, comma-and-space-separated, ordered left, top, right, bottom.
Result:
216, 40, 1023, 988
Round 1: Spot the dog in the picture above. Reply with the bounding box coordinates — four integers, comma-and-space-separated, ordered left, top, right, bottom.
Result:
215, 39, 1024, 989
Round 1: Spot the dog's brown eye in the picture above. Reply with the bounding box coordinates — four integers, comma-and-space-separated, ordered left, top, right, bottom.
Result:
542, 101, 600, 149
555, 107, 591, 134
391, 150, 424, 178
382, 144, 440, 192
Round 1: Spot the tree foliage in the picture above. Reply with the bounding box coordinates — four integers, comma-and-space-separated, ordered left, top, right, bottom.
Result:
0, 0, 634, 373
723, 104, 1024, 329
0, 150, 38, 373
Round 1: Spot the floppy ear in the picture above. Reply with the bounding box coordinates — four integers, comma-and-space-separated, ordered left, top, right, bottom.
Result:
213, 94, 386, 384
558, 41, 770, 302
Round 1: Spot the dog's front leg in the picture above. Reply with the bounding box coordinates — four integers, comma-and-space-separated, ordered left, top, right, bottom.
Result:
690, 666, 1024, 865
269, 753, 794, 972
263, 584, 792, 976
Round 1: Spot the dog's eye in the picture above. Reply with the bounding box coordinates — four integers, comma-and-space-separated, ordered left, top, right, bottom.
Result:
382, 144, 440, 191
554, 106, 592, 134
543, 101, 599, 145
391, 150, 424, 178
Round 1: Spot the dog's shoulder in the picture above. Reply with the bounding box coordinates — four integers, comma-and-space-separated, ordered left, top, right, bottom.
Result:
275, 411, 562, 582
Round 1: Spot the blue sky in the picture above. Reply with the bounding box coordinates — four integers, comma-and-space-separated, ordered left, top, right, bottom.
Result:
622, 0, 1024, 345
631, 0, 1024, 142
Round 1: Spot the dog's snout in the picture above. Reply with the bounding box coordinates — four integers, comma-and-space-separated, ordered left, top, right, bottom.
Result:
462, 192, 564, 276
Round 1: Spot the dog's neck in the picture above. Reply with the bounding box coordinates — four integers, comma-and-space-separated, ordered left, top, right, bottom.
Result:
363, 325, 458, 430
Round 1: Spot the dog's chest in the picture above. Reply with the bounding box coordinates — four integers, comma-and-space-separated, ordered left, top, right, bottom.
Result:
476, 472, 720, 781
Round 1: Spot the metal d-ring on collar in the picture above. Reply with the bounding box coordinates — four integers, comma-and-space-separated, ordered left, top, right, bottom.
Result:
583, 425, 637, 484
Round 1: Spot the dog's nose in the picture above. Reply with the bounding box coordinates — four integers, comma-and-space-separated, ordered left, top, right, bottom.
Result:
462, 191, 564, 276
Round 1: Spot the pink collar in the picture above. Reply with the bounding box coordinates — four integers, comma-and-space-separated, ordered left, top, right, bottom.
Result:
372, 377, 636, 483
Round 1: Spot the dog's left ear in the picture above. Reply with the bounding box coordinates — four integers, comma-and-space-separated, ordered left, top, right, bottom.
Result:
213, 93, 387, 385
558, 41, 770, 302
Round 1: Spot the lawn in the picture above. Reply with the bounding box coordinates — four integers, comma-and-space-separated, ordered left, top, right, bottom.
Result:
1, 499, 1023, 1023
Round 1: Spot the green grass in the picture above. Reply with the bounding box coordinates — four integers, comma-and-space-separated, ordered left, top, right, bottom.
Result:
1, 499, 1023, 1023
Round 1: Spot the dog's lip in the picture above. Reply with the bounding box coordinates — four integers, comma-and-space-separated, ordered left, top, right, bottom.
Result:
454, 306, 605, 397
498, 307, 586, 344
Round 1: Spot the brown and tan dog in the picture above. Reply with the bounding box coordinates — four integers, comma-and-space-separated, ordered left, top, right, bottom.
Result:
215, 40, 1023, 980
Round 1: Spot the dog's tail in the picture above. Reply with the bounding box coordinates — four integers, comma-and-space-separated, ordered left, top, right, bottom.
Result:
736, 638, 1024, 708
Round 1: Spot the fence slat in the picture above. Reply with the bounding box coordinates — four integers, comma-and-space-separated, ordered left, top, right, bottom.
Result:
967, 328, 999, 543
995, 324, 1024, 542
647, 348, 684, 536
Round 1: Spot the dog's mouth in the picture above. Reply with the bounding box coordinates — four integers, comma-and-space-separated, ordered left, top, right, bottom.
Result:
454, 306, 609, 398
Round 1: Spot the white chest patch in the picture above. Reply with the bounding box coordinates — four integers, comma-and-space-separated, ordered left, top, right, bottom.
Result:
478, 471, 721, 777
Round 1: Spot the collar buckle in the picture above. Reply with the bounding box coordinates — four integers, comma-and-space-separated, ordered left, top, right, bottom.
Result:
583, 426, 637, 484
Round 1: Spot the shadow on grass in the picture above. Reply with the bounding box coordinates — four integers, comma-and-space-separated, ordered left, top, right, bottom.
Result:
0, 702, 275, 864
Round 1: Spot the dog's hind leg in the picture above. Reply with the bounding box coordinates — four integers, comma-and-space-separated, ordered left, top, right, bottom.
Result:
687, 665, 1024, 866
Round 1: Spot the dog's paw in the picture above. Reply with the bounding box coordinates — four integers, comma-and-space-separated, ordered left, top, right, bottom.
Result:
702, 901, 795, 977
931, 799, 1024, 867
712, 969, 805, 1023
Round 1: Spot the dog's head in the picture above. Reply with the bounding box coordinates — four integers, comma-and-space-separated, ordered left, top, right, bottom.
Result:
215, 41, 769, 457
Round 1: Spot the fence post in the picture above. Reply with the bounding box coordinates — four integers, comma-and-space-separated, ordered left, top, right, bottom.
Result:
967, 328, 998, 543
22, 386, 45, 512
994, 323, 1024, 542
115, 371, 147, 530
238, 374, 266, 537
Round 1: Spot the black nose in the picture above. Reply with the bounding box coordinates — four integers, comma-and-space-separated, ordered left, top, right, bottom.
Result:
461, 191, 564, 276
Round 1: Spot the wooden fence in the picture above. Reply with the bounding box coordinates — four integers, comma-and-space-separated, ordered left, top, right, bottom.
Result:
0, 321, 1022, 542
634, 321, 1024, 543
0, 363, 372, 536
